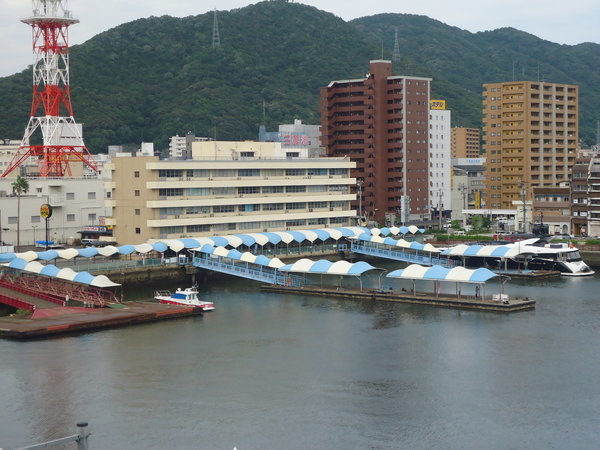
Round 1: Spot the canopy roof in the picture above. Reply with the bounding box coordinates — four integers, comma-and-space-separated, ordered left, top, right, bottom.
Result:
5, 258, 121, 287
279, 259, 379, 275
356, 233, 441, 253
193, 245, 285, 268
440, 243, 526, 258
0, 226, 372, 265
387, 264, 498, 284
372, 226, 425, 236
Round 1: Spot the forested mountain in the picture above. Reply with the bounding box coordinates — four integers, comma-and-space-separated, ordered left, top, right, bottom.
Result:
0, 1, 597, 153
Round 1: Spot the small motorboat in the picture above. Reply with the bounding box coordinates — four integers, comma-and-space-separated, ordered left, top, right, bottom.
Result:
154, 286, 214, 311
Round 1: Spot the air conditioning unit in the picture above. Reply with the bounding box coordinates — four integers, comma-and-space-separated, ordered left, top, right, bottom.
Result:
210, 213, 214, 217
330, 208, 334, 211
309, 208, 313, 212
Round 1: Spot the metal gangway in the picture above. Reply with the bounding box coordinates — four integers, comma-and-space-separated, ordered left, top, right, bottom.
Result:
192, 253, 306, 287
351, 240, 458, 268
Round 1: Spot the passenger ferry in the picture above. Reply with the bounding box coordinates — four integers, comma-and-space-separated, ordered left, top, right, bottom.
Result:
154, 286, 215, 311
512, 239, 594, 276
445, 238, 595, 276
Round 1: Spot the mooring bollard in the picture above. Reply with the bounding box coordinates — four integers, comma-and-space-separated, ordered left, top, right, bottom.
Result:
76, 422, 90, 450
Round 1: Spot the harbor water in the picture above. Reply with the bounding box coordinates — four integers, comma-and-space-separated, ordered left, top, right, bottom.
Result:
1, 272, 599, 449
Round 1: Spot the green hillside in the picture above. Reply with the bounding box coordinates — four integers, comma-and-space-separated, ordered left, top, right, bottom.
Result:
0, 1, 597, 153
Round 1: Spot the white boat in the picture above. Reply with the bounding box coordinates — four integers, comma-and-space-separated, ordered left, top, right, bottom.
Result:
446, 238, 595, 276
511, 239, 595, 277
154, 286, 215, 311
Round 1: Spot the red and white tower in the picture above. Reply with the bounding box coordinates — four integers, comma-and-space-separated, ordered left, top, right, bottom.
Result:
1, 0, 97, 178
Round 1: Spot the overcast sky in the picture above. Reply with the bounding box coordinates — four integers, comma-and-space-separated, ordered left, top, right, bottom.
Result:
0, 0, 598, 77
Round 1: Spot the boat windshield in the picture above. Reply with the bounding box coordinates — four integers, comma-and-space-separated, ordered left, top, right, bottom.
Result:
566, 251, 582, 262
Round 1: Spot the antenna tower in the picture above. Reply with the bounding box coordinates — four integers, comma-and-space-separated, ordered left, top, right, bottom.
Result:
392, 27, 401, 68
212, 8, 221, 48
2, 0, 97, 178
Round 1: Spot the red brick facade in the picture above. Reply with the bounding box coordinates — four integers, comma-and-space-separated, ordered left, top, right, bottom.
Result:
321, 60, 430, 223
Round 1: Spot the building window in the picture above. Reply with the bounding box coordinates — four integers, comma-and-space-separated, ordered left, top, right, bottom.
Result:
88, 192, 96, 200
134, 190, 140, 197
36, 187, 42, 193
135, 209, 141, 216
7, 216, 17, 224
135, 228, 141, 234
31, 216, 41, 223
88, 213, 97, 222
66, 192, 75, 200
66, 214, 75, 222
134, 171, 140, 178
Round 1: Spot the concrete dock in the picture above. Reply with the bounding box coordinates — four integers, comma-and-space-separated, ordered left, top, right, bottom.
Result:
0, 302, 202, 340
261, 285, 536, 312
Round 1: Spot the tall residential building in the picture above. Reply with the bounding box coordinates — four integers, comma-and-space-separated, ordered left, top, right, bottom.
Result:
483, 81, 578, 209
321, 60, 431, 223
429, 100, 451, 213
451, 127, 480, 158
588, 156, 600, 237
104, 142, 356, 244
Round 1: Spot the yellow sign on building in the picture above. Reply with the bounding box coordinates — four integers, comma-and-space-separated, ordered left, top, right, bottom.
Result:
430, 99, 446, 110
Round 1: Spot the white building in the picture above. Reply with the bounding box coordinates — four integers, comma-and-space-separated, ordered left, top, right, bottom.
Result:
169, 135, 187, 159
0, 177, 108, 248
429, 102, 452, 214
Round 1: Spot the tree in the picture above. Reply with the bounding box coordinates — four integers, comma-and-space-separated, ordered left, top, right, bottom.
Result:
11, 175, 29, 252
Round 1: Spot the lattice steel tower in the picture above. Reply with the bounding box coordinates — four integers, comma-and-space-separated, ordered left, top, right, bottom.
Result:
212, 8, 221, 48
2, 0, 97, 178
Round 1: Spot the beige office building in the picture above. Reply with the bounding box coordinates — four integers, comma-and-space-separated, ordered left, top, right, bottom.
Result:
483, 81, 578, 209
104, 143, 356, 244
451, 127, 480, 158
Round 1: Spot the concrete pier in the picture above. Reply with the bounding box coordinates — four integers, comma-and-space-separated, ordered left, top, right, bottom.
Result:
261, 285, 536, 313
0, 302, 202, 340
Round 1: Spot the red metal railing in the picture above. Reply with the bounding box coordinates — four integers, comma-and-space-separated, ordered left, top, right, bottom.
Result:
0, 277, 66, 306
0, 293, 35, 311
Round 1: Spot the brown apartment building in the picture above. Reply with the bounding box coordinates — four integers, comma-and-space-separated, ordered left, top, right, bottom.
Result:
483, 81, 578, 210
451, 127, 480, 158
321, 60, 431, 223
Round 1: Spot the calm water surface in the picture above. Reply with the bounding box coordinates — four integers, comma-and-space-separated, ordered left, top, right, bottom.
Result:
1, 271, 599, 449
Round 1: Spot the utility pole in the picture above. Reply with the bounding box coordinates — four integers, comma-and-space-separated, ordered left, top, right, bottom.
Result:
357, 179, 363, 225
520, 180, 527, 233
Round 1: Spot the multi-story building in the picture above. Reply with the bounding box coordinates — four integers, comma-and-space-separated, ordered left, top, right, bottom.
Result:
321, 60, 431, 223
451, 127, 480, 158
450, 158, 486, 224
0, 177, 108, 247
532, 184, 571, 235
429, 100, 451, 215
169, 132, 210, 160
589, 156, 600, 237
571, 152, 591, 236
104, 144, 356, 244
482, 81, 578, 209
169, 135, 187, 159
259, 119, 322, 156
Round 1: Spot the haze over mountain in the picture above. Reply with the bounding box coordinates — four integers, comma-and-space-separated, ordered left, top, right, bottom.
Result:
0, 1, 597, 152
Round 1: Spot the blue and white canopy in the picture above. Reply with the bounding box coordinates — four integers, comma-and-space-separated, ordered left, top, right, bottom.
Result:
6, 258, 120, 287
387, 264, 498, 284
193, 245, 285, 269
355, 233, 441, 253
279, 258, 379, 275
441, 243, 525, 258
372, 226, 425, 236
